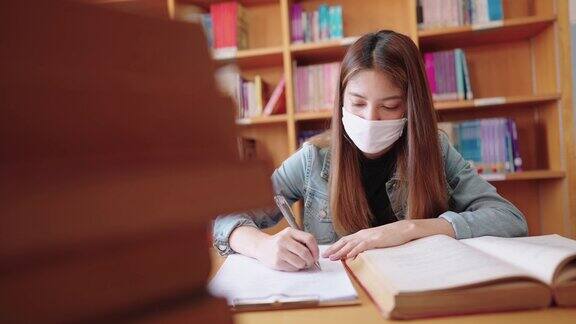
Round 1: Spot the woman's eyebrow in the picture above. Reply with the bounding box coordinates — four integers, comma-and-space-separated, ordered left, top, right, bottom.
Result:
349, 91, 402, 101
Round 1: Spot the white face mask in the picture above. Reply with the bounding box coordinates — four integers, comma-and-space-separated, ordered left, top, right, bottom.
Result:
341, 109, 407, 154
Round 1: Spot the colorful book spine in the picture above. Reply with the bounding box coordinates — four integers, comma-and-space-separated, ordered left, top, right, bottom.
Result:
263, 77, 286, 116
455, 49, 465, 100
290, 4, 303, 43
319, 4, 329, 40
461, 50, 473, 99
419, 0, 504, 30
487, 0, 503, 21
331, 5, 343, 39
294, 62, 340, 112
209, 1, 248, 50
425, 48, 473, 101
442, 118, 522, 175
424, 53, 437, 96
290, 4, 343, 44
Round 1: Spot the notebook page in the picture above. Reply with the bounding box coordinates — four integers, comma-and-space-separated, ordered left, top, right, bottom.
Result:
355, 235, 530, 293
208, 245, 357, 305
461, 234, 576, 285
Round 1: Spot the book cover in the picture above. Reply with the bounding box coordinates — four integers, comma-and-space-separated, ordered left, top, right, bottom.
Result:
461, 50, 474, 99
455, 49, 465, 100
319, 4, 329, 40
433, 52, 443, 100
331, 5, 343, 39
237, 2, 249, 49
504, 118, 515, 172
487, 0, 503, 21
263, 77, 286, 115
446, 50, 458, 100
290, 4, 302, 43
255, 75, 264, 115
424, 53, 437, 96
313, 10, 320, 42
510, 119, 523, 172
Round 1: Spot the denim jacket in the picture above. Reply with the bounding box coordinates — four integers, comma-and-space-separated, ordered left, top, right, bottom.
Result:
212, 132, 528, 256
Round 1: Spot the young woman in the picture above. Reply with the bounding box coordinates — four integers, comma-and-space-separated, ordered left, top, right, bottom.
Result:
213, 30, 527, 272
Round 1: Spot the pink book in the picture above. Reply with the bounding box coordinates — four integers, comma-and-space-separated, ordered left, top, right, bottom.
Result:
209, 3, 221, 48
323, 64, 329, 108
263, 77, 286, 115
303, 65, 308, 112
424, 53, 436, 96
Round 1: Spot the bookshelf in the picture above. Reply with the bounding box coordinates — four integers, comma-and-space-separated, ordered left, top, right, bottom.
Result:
172, 0, 575, 238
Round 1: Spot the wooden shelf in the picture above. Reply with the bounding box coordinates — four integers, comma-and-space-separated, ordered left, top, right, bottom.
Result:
236, 114, 288, 125
435, 93, 561, 111
179, 0, 277, 9
418, 15, 556, 51
292, 94, 560, 119
294, 110, 332, 121
290, 36, 358, 62
482, 170, 566, 182
212, 46, 283, 68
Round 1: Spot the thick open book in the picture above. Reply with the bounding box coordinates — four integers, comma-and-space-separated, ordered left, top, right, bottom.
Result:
209, 245, 359, 311
345, 234, 576, 319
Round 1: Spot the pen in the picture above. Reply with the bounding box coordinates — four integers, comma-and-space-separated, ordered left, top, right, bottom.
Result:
273, 195, 322, 271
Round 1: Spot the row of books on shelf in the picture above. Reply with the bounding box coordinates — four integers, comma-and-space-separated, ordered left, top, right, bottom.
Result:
233, 75, 286, 119
290, 3, 344, 44
417, 0, 504, 30
425, 48, 474, 101
174, 1, 247, 51
297, 117, 522, 175
294, 61, 340, 113
438, 118, 523, 174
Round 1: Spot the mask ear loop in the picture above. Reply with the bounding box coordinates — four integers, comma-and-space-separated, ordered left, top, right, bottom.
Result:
340, 106, 355, 146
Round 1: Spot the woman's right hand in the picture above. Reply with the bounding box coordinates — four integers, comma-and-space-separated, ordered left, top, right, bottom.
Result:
255, 227, 320, 272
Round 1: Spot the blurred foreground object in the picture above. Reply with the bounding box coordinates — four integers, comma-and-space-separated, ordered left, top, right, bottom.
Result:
0, 0, 272, 322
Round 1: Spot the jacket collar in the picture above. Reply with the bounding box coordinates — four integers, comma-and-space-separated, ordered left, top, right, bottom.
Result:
320, 148, 404, 182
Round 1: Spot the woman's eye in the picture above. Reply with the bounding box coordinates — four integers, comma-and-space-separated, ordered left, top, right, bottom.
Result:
382, 105, 399, 110
352, 103, 365, 107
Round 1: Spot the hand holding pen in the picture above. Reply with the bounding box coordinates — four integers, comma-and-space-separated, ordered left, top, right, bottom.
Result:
274, 195, 322, 271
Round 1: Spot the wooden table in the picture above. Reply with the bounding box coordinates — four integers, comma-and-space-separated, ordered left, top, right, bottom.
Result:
209, 251, 576, 324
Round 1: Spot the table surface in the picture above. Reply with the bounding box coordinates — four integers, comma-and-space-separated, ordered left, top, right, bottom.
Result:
209, 251, 576, 324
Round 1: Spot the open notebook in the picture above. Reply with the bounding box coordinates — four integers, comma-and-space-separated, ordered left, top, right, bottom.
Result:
346, 234, 576, 319
209, 245, 359, 311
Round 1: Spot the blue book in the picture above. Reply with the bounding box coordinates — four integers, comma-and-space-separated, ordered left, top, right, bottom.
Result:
455, 49, 465, 100
487, 0, 503, 21
329, 5, 343, 39
459, 120, 482, 168
318, 4, 329, 40
461, 50, 473, 99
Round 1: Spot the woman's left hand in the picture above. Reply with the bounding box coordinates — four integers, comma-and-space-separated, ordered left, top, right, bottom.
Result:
322, 220, 416, 260
322, 218, 455, 260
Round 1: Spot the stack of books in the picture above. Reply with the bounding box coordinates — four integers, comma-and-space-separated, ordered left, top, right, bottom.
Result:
209, 1, 248, 51
438, 118, 523, 175
290, 3, 343, 44
417, 0, 504, 30
233, 76, 286, 119
424, 49, 473, 101
294, 62, 340, 113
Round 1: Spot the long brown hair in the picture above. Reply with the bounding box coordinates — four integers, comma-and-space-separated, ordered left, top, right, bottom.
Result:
311, 30, 448, 235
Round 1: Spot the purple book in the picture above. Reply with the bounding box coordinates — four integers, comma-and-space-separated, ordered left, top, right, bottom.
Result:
291, 4, 303, 43
509, 119, 523, 172
433, 52, 443, 100
424, 53, 437, 96
446, 50, 458, 100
